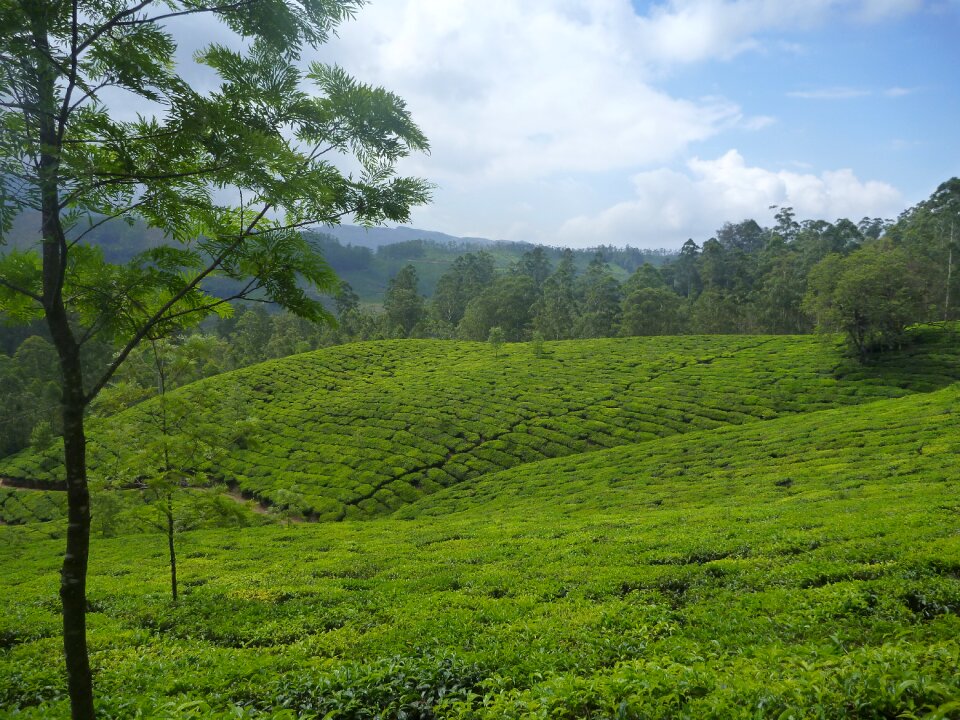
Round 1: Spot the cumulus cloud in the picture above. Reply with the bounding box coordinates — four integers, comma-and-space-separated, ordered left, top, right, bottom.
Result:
557, 150, 904, 248
117, 0, 925, 244
633, 0, 831, 65
318, 0, 760, 184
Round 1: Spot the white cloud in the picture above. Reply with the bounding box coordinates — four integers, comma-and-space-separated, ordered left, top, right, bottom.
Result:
318, 1, 786, 185
629, 0, 919, 66
787, 85, 920, 100
855, 0, 924, 22
557, 150, 903, 248
787, 87, 872, 100
884, 86, 918, 97
633, 0, 832, 65
313, 1, 928, 189
122, 1, 926, 245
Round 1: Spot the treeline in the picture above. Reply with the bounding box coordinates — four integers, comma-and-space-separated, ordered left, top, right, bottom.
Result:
306, 233, 673, 302
359, 179, 959, 349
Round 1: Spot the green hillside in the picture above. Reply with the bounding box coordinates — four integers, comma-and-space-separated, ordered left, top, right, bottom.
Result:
3, 329, 959, 522
2, 382, 958, 718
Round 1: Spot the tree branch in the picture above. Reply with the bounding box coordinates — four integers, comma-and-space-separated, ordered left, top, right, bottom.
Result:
57, 0, 80, 143
58, 163, 230, 209
0, 276, 43, 303
85, 228, 258, 402
74, 0, 157, 57
67, 195, 156, 248
113, 1, 257, 28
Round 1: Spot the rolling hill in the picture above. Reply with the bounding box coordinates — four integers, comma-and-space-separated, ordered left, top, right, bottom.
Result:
1, 353, 958, 717
3, 328, 959, 523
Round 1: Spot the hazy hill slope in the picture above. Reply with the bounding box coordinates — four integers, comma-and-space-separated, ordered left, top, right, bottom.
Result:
2, 330, 958, 522
2, 385, 958, 718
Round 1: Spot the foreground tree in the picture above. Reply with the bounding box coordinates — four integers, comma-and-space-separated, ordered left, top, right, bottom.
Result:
0, 2, 430, 716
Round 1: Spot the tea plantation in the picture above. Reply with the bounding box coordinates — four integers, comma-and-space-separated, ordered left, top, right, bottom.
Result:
1, 329, 959, 718
3, 329, 959, 522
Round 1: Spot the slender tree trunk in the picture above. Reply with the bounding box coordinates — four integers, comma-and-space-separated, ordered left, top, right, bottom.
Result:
43, 209, 95, 720
30, 11, 96, 716
57, 360, 95, 720
167, 492, 178, 602
154, 350, 179, 603
945, 224, 953, 322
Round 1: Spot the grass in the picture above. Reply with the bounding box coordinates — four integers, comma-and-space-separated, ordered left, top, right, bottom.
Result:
1, 337, 959, 717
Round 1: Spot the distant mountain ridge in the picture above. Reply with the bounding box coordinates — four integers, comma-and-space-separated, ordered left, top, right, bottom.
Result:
317, 224, 497, 249
4, 212, 676, 303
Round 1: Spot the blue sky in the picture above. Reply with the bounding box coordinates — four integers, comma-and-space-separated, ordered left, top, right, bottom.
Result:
666, 2, 960, 195
183, 1, 960, 248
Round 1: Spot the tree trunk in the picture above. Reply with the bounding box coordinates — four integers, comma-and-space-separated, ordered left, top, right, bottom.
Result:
167, 493, 178, 602
58, 376, 95, 720
945, 232, 953, 322
45, 291, 95, 720
44, 213, 95, 720
30, 11, 96, 715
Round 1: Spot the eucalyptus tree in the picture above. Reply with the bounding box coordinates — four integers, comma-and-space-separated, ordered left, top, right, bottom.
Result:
0, 1, 430, 716
889, 178, 960, 321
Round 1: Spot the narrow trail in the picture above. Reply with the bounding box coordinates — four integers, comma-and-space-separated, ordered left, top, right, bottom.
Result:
223, 483, 275, 516
0, 475, 65, 491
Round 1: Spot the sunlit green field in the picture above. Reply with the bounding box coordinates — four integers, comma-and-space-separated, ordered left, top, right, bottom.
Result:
2, 331, 959, 718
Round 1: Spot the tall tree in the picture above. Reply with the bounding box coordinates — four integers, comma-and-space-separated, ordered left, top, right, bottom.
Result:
0, 2, 430, 716
889, 178, 960, 321
383, 264, 426, 337
431, 251, 495, 327
229, 305, 274, 368
670, 239, 702, 298
459, 275, 538, 342
621, 264, 686, 336
533, 248, 578, 340
716, 219, 767, 254
620, 287, 686, 336
575, 253, 621, 338
514, 245, 552, 288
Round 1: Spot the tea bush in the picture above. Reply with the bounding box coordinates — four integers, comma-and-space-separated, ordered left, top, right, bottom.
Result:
3, 329, 958, 522
1, 378, 958, 717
